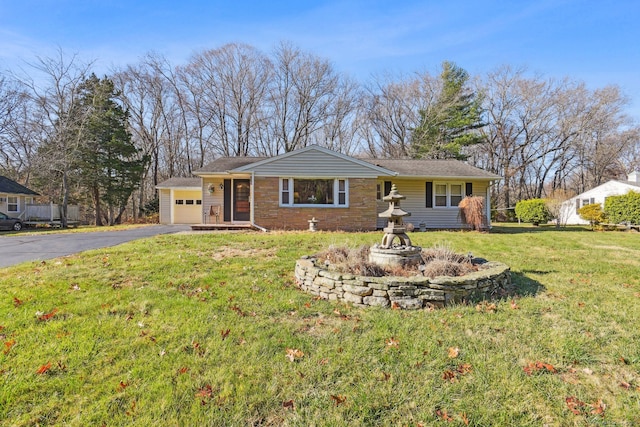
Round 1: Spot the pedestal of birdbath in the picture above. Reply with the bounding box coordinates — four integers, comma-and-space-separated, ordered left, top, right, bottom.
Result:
369, 184, 422, 268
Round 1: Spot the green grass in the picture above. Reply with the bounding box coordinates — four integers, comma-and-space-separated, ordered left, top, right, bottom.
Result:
1, 225, 639, 426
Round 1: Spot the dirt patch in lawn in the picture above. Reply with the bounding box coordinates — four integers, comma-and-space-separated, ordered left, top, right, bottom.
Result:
209, 246, 278, 261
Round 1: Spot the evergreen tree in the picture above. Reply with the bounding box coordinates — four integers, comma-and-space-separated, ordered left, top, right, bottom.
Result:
411, 61, 485, 159
77, 74, 148, 225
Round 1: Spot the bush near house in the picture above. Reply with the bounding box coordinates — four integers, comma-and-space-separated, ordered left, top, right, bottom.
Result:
514, 198, 552, 225
604, 191, 640, 225
578, 203, 605, 229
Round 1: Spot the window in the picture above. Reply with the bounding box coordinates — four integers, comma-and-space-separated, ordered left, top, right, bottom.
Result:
582, 198, 595, 207
7, 196, 18, 212
280, 178, 348, 207
430, 183, 465, 208
196, 200, 202, 205
338, 180, 346, 205
450, 184, 463, 206
185, 199, 194, 205
281, 179, 290, 205
435, 184, 447, 207
376, 184, 381, 201
175, 199, 184, 205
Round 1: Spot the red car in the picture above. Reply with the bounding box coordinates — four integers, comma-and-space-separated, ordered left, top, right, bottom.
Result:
0, 211, 23, 231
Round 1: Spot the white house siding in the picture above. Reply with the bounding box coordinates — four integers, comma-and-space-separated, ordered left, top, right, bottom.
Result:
159, 189, 171, 224
563, 181, 640, 225
246, 149, 392, 178
376, 179, 489, 229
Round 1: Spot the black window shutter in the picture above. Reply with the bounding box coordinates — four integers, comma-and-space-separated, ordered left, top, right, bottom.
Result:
465, 182, 473, 197
384, 181, 392, 197
426, 182, 433, 208
223, 179, 231, 222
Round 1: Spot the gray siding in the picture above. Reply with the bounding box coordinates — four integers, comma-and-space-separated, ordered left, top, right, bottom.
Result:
376, 179, 489, 229
249, 150, 390, 178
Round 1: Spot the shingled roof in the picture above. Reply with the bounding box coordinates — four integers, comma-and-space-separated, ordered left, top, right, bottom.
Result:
194, 157, 266, 174
363, 159, 501, 180
0, 176, 39, 196
156, 177, 201, 189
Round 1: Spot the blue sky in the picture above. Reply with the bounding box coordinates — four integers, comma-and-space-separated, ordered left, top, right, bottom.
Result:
1, 0, 638, 118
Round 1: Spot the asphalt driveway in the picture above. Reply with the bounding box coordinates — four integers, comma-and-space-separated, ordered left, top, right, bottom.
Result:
0, 225, 191, 268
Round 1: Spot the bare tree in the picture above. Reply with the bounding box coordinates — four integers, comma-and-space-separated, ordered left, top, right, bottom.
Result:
359, 71, 439, 158
266, 42, 343, 154
181, 43, 272, 157
17, 50, 94, 227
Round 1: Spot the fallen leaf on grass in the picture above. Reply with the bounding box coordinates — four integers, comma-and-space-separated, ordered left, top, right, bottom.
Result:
3, 340, 15, 354
282, 399, 295, 410
177, 367, 189, 375
285, 348, 304, 362
13, 297, 23, 307
475, 301, 497, 313
447, 347, 459, 359
36, 362, 52, 375
380, 372, 391, 381
220, 329, 230, 340
565, 396, 586, 415
590, 399, 606, 416
523, 361, 556, 376
565, 396, 606, 417
385, 337, 399, 349
37, 308, 58, 322
510, 299, 520, 310
330, 394, 346, 406
117, 381, 129, 391
435, 408, 453, 421
442, 364, 473, 382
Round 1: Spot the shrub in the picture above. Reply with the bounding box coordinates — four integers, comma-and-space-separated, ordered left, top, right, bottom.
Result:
578, 203, 605, 229
458, 196, 488, 230
515, 198, 552, 225
604, 191, 640, 225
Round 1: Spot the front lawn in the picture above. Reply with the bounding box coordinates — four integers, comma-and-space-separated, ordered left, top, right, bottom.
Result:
1, 226, 639, 426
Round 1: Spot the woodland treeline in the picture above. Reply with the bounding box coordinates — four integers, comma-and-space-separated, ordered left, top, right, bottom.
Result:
1, 42, 638, 223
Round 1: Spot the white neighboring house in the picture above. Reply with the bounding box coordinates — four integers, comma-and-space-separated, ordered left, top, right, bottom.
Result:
0, 175, 39, 218
562, 171, 640, 225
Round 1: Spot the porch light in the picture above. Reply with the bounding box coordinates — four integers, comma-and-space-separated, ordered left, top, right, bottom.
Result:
207, 184, 214, 194
219, 183, 224, 190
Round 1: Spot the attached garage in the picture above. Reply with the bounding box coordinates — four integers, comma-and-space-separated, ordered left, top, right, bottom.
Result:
156, 178, 203, 224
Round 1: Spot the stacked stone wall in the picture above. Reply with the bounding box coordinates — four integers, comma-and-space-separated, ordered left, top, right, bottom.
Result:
294, 257, 511, 309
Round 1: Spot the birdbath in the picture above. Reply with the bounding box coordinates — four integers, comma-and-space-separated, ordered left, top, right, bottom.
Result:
369, 184, 422, 267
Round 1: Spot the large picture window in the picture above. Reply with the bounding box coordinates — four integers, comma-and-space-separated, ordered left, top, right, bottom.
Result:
281, 178, 348, 207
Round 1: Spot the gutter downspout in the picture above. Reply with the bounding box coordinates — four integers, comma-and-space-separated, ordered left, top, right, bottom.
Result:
249, 171, 268, 232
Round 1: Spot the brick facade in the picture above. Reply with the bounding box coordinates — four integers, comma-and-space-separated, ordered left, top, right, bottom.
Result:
253, 177, 378, 231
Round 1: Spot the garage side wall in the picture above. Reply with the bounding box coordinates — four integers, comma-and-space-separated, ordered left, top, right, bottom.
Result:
159, 189, 171, 224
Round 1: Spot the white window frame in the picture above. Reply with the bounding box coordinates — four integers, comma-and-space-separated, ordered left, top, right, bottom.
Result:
433, 182, 465, 208
280, 178, 349, 208
7, 196, 18, 212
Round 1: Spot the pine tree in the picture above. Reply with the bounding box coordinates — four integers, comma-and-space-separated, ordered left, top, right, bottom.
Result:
411, 61, 485, 159
76, 74, 148, 225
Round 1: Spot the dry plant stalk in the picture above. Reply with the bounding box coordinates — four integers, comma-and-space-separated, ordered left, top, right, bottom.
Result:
316, 244, 475, 278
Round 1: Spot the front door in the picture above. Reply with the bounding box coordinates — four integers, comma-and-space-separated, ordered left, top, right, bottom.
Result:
233, 180, 250, 221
